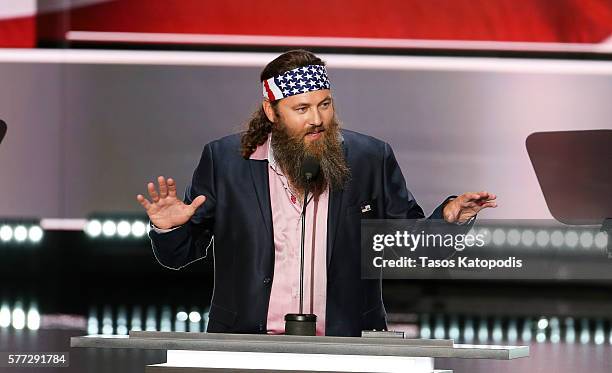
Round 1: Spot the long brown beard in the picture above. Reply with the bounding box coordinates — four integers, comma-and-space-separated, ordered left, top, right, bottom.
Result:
271, 117, 350, 198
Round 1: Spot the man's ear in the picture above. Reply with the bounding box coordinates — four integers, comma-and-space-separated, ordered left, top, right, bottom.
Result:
262, 100, 276, 123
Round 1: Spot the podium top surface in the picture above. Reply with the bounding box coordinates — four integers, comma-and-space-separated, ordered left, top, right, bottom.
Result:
70, 331, 529, 360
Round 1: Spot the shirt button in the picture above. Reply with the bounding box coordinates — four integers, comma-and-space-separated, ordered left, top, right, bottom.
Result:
263, 277, 272, 285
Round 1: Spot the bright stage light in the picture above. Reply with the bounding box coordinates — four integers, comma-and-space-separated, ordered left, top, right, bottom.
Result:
130, 306, 142, 332
116, 306, 128, 335
537, 317, 548, 330
492, 319, 502, 343
102, 220, 117, 237
26, 307, 40, 330
594, 232, 608, 249
12, 306, 26, 330
463, 319, 474, 343
0, 304, 10, 328
85, 220, 102, 237
0, 225, 12, 242
549, 317, 560, 344
579, 319, 590, 344
161, 306, 172, 332
131, 221, 147, 237
28, 226, 44, 243
176, 311, 188, 322
550, 230, 564, 247
117, 221, 131, 237
535, 230, 549, 247
521, 319, 532, 342
175, 308, 187, 332
507, 319, 518, 343
145, 306, 157, 331
594, 320, 605, 345
102, 306, 113, 335
13, 225, 27, 243
448, 316, 459, 340
477, 320, 489, 342
579, 231, 594, 248
87, 316, 99, 335
189, 311, 202, 323
492, 229, 505, 246
433, 315, 445, 339
520, 230, 535, 247
87, 307, 99, 335
419, 315, 431, 339
564, 230, 579, 248
506, 229, 520, 246
478, 228, 492, 245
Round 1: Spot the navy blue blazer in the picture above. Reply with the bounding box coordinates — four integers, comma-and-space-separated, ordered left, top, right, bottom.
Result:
149, 129, 451, 336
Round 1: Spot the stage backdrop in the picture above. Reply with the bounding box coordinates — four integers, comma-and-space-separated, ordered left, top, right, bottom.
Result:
0, 52, 611, 219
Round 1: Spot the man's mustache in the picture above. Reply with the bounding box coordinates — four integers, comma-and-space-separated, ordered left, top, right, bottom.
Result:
303, 126, 325, 136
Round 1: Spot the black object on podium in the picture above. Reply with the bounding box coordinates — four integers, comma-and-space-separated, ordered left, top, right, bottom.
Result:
284, 155, 320, 336
527, 129, 612, 255
0, 120, 6, 145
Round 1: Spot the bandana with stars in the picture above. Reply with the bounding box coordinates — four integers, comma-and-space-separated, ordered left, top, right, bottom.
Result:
262, 64, 331, 101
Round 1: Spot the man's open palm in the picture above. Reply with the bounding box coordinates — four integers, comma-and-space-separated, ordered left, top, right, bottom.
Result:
136, 176, 206, 230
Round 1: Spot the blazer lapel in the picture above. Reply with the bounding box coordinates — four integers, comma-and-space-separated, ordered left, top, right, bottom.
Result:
249, 160, 273, 245
326, 141, 348, 268
327, 187, 343, 268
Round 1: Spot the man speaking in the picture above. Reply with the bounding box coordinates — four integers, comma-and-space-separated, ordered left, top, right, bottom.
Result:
137, 50, 497, 337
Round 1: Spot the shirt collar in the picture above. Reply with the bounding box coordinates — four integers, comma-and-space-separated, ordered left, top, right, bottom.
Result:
248, 134, 276, 167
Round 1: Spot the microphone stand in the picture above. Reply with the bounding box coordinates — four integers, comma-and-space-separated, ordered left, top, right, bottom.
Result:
299, 179, 310, 314
284, 171, 318, 336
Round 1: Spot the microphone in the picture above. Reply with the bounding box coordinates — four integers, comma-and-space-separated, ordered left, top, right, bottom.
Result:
301, 155, 320, 182
0, 120, 6, 145
285, 156, 320, 336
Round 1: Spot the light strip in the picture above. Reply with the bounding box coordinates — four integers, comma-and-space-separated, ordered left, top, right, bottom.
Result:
164, 350, 433, 373
41, 218, 87, 231
2, 49, 612, 75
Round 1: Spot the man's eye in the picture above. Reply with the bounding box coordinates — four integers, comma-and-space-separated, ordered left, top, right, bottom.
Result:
321, 102, 330, 108
296, 107, 307, 113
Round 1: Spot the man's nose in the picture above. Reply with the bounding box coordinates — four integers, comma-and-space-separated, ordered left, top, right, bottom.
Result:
309, 108, 323, 126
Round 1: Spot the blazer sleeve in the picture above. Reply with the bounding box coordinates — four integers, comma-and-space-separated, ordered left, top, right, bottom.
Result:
381, 142, 427, 219
148, 143, 216, 270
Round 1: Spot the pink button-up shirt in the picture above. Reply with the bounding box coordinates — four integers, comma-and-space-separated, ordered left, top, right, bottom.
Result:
250, 136, 328, 336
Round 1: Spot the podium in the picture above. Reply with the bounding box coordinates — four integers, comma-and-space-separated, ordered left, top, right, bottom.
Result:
71, 331, 529, 373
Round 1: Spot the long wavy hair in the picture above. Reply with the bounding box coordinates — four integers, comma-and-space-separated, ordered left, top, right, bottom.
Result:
240, 50, 326, 158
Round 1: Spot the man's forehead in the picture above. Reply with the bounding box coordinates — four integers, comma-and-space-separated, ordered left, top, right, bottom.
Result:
278, 89, 332, 106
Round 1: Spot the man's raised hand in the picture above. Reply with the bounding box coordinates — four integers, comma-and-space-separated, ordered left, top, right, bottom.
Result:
136, 176, 206, 230
443, 191, 497, 224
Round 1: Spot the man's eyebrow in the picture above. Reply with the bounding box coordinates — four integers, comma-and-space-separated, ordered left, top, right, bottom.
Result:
318, 96, 332, 104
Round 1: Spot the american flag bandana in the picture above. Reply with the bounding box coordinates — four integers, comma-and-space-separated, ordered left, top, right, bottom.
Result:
262, 64, 331, 101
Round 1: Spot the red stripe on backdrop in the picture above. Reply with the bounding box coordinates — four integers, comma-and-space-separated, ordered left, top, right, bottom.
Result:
34, 0, 612, 44
0, 0, 604, 48
0, 16, 36, 48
